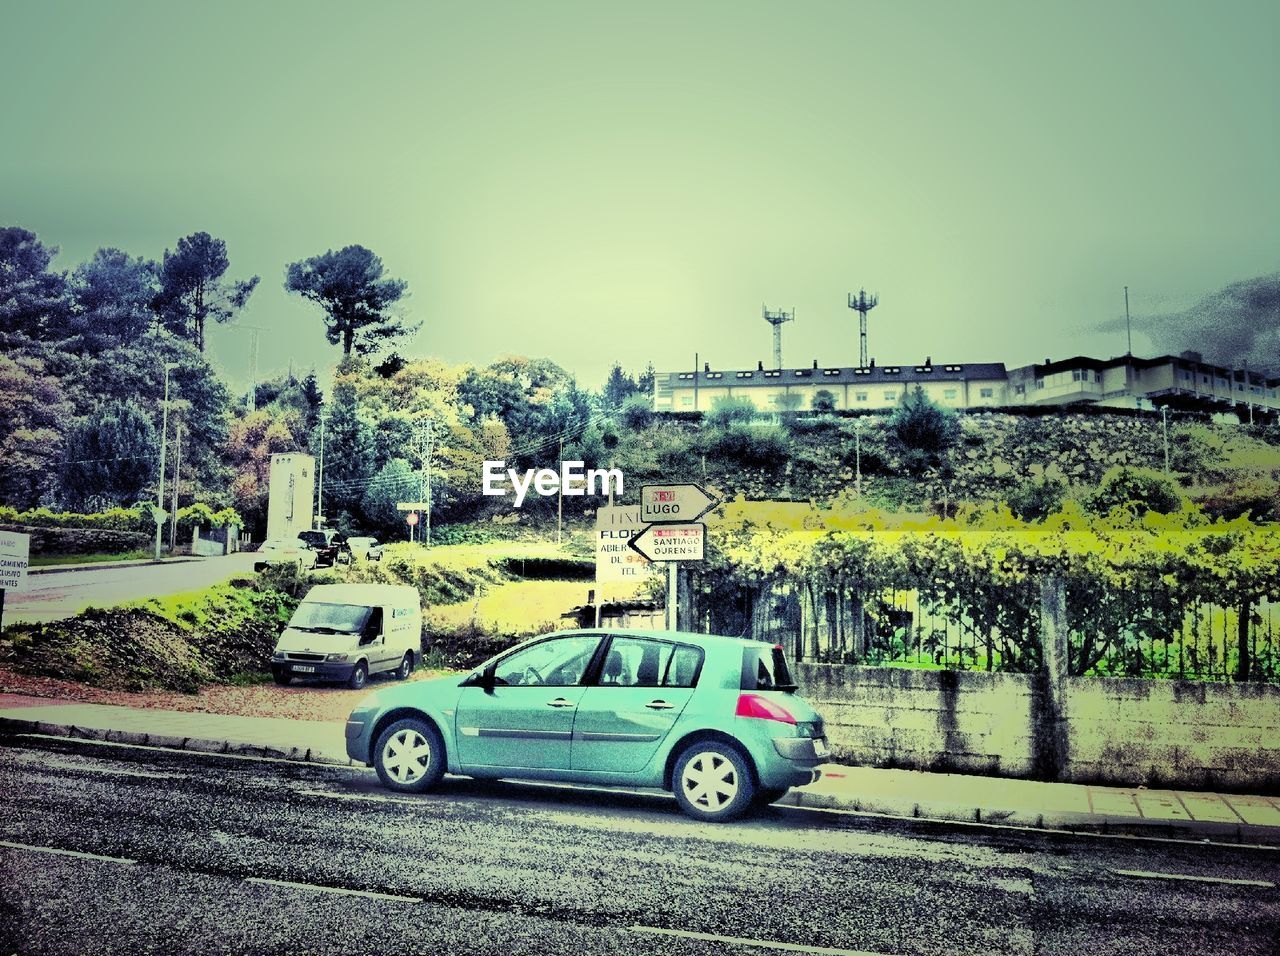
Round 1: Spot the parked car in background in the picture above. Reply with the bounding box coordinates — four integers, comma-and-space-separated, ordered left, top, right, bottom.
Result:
253, 537, 318, 573
297, 529, 350, 567
346, 536, 384, 561
344, 630, 829, 821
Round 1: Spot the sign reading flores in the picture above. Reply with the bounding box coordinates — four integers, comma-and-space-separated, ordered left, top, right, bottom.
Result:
482, 461, 624, 508
595, 506, 652, 583
0, 530, 30, 592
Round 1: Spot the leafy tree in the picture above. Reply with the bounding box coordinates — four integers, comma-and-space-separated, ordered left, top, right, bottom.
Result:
284, 245, 413, 357
316, 382, 376, 519
619, 394, 654, 431
361, 458, 416, 532
706, 396, 758, 429
155, 232, 259, 352
602, 363, 640, 410
636, 363, 656, 397
811, 389, 837, 413
60, 400, 158, 510
0, 354, 73, 507
0, 227, 71, 342
889, 385, 960, 473
224, 407, 305, 535
1087, 466, 1184, 517
68, 248, 157, 347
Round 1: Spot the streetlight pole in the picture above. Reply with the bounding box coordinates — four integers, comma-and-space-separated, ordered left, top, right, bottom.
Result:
169, 423, 182, 551
154, 363, 178, 561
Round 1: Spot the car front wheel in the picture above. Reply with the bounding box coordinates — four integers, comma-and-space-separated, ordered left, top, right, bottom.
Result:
395, 651, 414, 680
347, 661, 368, 690
673, 742, 756, 822
374, 717, 445, 793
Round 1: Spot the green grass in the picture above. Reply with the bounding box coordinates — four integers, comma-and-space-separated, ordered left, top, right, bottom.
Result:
29, 550, 151, 568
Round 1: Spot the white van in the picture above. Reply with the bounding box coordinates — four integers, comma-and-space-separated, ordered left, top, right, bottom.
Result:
270, 584, 422, 690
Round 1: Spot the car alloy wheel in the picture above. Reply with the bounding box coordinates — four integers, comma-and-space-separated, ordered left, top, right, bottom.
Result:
674, 743, 756, 821
373, 718, 445, 793
396, 651, 414, 680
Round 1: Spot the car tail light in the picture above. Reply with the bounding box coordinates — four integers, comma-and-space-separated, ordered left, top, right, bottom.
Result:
735, 693, 796, 725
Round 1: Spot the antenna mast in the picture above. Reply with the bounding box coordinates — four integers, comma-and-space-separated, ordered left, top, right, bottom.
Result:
762, 304, 795, 370
847, 289, 879, 367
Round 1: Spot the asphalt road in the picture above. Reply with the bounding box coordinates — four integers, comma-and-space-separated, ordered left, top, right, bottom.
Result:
4, 554, 260, 624
1, 736, 1277, 956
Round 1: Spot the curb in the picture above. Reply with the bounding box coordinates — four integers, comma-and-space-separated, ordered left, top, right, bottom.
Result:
4, 715, 1277, 845
28, 557, 209, 576
0, 715, 356, 767
780, 786, 1280, 845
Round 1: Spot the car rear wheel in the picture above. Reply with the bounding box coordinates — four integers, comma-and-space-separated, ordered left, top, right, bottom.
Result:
395, 651, 414, 680
374, 718, 445, 793
673, 742, 756, 822
347, 661, 368, 690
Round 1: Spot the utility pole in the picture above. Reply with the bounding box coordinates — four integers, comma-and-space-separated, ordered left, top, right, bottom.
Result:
413, 420, 433, 546
154, 362, 178, 561
169, 423, 182, 551
847, 289, 879, 368
316, 413, 327, 530
762, 305, 795, 370
557, 435, 564, 546
231, 324, 269, 412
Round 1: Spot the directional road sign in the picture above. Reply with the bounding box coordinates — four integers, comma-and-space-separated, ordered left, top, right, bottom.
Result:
627, 523, 705, 563
640, 483, 718, 523
396, 502, 430, 510
0, 530, 30, 593
595, 505, 653, 583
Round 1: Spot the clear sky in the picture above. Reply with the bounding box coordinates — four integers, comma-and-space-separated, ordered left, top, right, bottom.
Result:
3, 0, 1277, 389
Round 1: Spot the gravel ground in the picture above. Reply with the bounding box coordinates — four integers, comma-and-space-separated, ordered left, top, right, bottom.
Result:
0, 667, 456, 721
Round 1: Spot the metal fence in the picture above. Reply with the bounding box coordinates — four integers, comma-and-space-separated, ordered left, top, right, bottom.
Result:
705, 579, 1280, 683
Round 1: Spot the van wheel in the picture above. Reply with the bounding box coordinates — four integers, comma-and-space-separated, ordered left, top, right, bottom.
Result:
374, 717, 445, 793
673, 742, 756, 822
272, 668, 293, 686
347, 662, 368, 690
395, 651, 414, 680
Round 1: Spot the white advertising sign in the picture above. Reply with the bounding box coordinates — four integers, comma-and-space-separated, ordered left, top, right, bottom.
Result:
595, 506, 652, 583
0, 530, 31, 592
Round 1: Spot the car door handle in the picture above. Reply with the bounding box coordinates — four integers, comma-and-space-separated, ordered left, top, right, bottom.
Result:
545, 698, 577, 709
645, 700, 675, 710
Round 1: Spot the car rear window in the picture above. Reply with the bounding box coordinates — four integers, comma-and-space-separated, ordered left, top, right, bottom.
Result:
742, 644, 798, 692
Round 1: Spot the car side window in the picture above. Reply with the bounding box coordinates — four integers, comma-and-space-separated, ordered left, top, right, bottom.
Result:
493, 635, 600, 687
664, 645, 704, 688
597, 638, 673, 688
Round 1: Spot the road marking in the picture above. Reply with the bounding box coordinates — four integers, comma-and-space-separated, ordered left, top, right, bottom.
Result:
630, 926, 894, 955
1110, 868, 1275, 889
245, 877, 421, 903
0, 840, 135, 865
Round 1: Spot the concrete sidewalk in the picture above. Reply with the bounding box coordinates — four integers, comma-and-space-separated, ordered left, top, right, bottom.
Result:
28, 555, 209, 575
3, 693, 1278, 843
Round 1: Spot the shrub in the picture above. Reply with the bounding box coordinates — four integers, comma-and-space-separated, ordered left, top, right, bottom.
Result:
888, 386, 960, 472
619, 395, 654, 431
1007, 476, 1068, 522
705, 396, 758, 429
1087, 466, 1184, 517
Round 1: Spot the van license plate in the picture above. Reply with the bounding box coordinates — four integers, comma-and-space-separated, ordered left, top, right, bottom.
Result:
813, 738, 829, 758
293, 665, 316, 673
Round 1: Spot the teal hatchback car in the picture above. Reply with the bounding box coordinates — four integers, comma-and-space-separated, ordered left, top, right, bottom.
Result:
345, 629, 829, 821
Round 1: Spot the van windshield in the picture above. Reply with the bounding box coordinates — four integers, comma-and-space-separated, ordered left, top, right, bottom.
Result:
289, 603, 372, 634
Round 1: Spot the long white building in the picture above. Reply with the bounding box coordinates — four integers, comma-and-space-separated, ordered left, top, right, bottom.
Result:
652, 352, 1280, 417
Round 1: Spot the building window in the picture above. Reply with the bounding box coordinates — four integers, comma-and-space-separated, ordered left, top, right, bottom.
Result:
883, 390, 896, 401
764, 370, 781, 378
706, 372, 722, 379
943, 389, 958, 400
980, 387, 994, 399
680, 396, 693, 407
855, 391, 868, 402
1035, 379, 1045, 390
736, 371, 753, 379
1014, 385, 1026, 395
824, 369, 841, 376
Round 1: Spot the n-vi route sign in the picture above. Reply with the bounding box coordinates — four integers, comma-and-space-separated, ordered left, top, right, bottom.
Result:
640, 483, 717, 523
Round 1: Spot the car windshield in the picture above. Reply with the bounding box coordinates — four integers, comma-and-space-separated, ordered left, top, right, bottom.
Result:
289, 602, 372, 634
262, 539, 295, 551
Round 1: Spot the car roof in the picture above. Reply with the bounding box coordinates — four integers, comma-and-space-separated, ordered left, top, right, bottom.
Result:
540, 628, 771, 651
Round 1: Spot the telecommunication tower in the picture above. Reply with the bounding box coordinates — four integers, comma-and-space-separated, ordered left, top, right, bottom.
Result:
762, 304, 795, 370
847, 289, 879, 368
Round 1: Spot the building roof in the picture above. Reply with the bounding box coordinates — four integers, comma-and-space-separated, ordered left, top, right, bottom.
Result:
660, 361, 1008, 387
